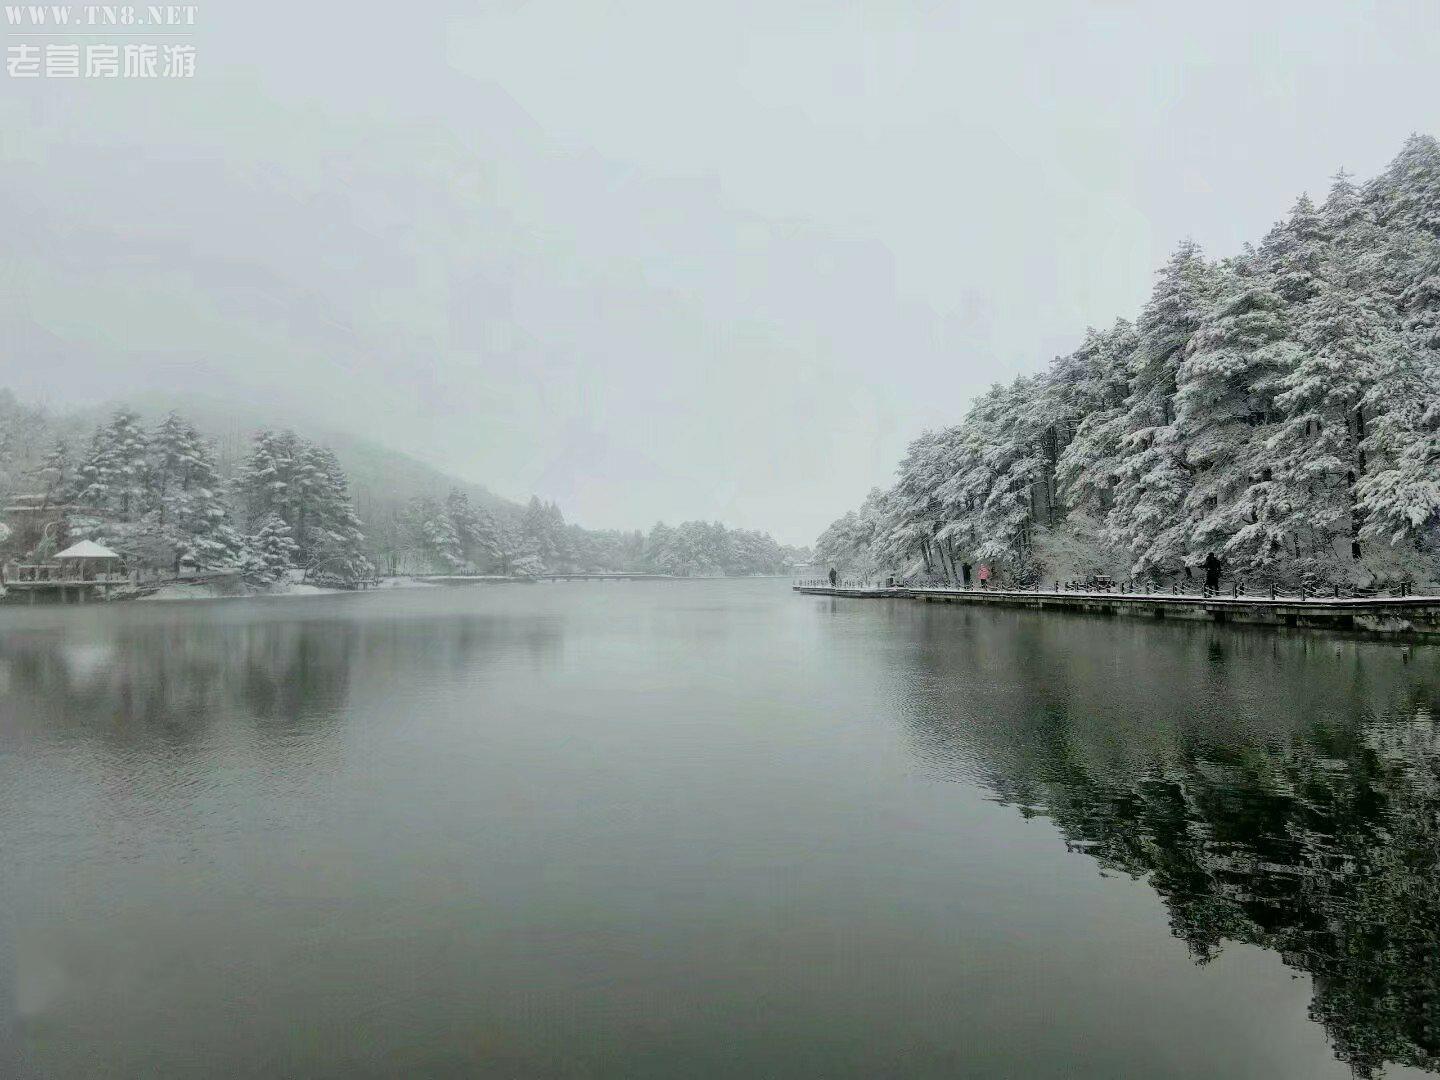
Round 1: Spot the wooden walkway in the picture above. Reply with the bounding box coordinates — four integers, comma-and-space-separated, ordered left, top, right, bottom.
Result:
793, 584, 1440, 637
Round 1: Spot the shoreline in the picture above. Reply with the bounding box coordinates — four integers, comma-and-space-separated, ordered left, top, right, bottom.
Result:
0, 572, 786, 606
136, 576, 443, 602
795, 583, 1440, 639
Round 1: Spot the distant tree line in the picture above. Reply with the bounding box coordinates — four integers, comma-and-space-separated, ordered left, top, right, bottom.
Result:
391, 491, 808, 577
817, 134, 1440, 589
0, 398, 807, 585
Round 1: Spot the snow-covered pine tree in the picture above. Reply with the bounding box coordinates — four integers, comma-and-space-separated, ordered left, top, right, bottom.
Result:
1367, 133, 1440, 239
149, 413, 244, 571
470, 503, 509, 572
521, 495, 557, 571
489, 513, 527, 575
814, 488, 892, 573
233, 429, 371, 584
73, 408, 150, 520
149, 412, 195, 518
1108, 240, 1217, 578
1356, 356, 1440, 557
1261, 193, 1327, 304
1175, 253, 1298, 576
938, 377, 1048, 577
234, 429, 296, 529
543, 501, 571, 570
1262, 172, 1406, 579
444, 490, 479, 564
856, 488, 907, 574
32, 438, 69, 510
302, 444, 372, 585
1054, 322, 1138, 516
403, 495, 463, 570
1355, 232, 1440, 562
889, 427, 965, 581
0, 391, 52, 506
241, 511, 300, 585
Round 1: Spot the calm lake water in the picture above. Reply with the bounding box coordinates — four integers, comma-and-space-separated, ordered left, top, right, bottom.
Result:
2, 580, 1437, 1078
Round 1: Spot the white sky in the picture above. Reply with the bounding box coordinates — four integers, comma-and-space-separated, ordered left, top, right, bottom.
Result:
3, 1, 1439, 543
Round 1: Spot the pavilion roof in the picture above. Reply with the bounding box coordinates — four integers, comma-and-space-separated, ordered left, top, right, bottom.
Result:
54, 540, 121, 560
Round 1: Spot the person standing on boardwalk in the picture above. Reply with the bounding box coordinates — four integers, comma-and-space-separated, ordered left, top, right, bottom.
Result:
1203, 552, 1222, 595
828, 566, 837, 588
978, 564, 990, 589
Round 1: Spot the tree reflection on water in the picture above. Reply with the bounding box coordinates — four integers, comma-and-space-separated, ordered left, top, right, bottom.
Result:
895, 607, 1440, 1077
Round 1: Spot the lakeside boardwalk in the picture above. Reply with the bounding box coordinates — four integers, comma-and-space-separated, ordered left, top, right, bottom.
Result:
793, 583, 1440, 638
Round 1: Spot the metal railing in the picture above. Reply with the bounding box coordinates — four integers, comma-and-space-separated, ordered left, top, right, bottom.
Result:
4, 563, 134, 585
794, 577, 900, 590
794, 575, 1423, 601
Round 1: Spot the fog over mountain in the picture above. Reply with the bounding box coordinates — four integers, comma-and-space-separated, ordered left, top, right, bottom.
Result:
3, 2, 1439, 544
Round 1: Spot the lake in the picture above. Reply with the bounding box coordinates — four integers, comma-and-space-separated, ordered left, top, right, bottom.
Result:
2, 580, 1437, 1078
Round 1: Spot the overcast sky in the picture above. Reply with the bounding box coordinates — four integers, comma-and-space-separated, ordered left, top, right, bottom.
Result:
3, 1, 1439, 544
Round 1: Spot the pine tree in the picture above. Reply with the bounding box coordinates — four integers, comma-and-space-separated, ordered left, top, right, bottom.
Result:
521, 495, 557, 571
444, 489, 479, 562
815, 491, 890, 573
32, 438, 69, 510
1261, 193, 1326, 304
303, 445, 372, 584
1109, 240, 1216, 577
149, 412, 195, 518
1175, 256, 1298, 574
73, 408, 150, 520
1053, 320, 1139, 518
1268, 281, 1398, 575
543, 501, 570, 569
1355, 335, 1440, 554
469, 503, 509, 572
149, 413, 243, 570
404, 495, 463, 570
242, 512, 299, 584
1368, 133, 1440, 238
492, 514, 526, 575
234, 429, 295, 527
234, 429, 372, 585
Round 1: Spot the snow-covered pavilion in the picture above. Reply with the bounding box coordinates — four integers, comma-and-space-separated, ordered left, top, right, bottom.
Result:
54, 540, 126, 581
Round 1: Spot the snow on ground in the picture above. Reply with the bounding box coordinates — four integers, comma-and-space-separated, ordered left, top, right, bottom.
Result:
142, 582, 245, 601
138, 576, 437, 602
263, 582, 342, 598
